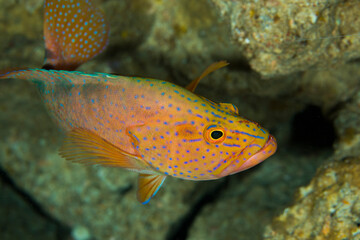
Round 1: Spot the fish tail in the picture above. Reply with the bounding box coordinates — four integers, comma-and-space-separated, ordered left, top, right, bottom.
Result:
43, 0, 110, 71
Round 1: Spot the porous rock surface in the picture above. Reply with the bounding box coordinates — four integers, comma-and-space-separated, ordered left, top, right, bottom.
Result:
264, 157, 360, 240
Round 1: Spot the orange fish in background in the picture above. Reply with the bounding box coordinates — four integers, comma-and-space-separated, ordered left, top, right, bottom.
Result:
0, 0, 277, 204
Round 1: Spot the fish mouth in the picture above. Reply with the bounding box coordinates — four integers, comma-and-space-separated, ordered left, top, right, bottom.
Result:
236, 134, 277, 172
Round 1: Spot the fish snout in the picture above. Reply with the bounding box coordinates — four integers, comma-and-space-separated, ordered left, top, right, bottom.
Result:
236, 134, 277, 172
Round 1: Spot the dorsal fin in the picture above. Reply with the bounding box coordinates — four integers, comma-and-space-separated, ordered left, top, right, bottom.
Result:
43, 0, 109, 70
186, 61, 229, 92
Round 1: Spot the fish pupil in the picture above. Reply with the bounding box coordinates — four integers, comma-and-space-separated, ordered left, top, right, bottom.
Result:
211, 130, 223, 139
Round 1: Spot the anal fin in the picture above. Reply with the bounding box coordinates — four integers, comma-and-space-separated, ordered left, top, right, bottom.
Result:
137, 174, 166, 204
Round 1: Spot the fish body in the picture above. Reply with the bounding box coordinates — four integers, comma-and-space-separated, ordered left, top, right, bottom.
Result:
3, 69, 276, 181
0, 0, 277, 203
43, 0, 109, 70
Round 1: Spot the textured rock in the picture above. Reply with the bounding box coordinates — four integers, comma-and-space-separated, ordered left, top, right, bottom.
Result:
264, 157, 360, 240
90, 0, 360, 112
334, 90, 360, 160
210, 0, 360, 77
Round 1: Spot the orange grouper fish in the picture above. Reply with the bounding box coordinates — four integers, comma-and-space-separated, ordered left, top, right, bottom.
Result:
0, 0, 277, 204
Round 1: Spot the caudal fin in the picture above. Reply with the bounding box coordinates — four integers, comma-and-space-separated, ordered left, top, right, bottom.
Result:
43, 0, 109, 70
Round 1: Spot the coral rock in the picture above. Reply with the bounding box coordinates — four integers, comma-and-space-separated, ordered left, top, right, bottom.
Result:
264, 158, 360, 240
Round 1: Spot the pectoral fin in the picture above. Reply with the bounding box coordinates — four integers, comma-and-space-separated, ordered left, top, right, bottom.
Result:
219, 103, 239, 114
59, 128, 146, 171
137, 174, 166, 204
186, 61, 229, 92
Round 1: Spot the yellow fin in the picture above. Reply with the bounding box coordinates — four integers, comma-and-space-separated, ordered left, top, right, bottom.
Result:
186, 61, 229, 92
137, 174, 166, 204
219, 103, 239, 114
59, 128, 144, 170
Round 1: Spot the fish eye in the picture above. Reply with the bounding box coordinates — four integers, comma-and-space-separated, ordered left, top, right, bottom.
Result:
211, 130, 223, 139
204, 125, 226, 144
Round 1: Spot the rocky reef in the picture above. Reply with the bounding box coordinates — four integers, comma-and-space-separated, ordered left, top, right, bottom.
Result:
0, 0, 360, 239
264, 157, 360, 240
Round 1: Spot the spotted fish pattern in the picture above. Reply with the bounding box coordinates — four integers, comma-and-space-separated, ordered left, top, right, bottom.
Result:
43, 0, 109, 70
0, 0, 277, 204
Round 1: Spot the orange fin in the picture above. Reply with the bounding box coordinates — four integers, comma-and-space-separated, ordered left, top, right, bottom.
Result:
59, 128, 145, 170
186, 61, 229, 92
137, 174, 166, 204
43, 0, 109, 70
